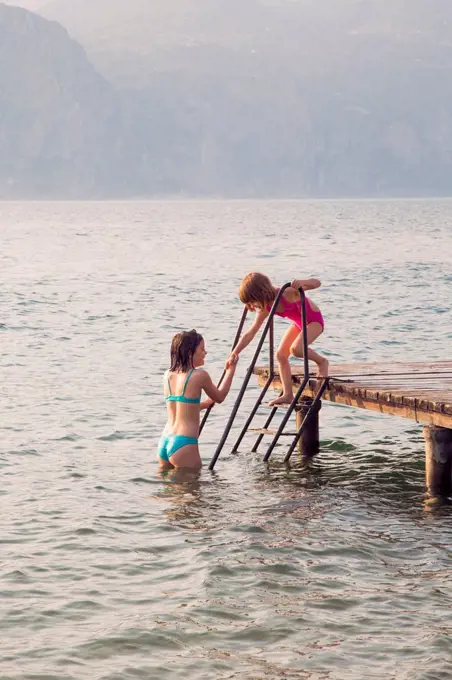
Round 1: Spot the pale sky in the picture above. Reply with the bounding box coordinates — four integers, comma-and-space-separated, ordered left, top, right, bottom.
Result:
2, 0, 45, 9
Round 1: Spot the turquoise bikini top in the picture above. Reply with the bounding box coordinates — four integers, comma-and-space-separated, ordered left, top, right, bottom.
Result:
165, 368, 201, 405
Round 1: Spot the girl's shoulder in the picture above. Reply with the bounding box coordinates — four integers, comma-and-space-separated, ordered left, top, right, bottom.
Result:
191, 368, 209, 381
282, 287, 299, 303
190, 368, 212, 390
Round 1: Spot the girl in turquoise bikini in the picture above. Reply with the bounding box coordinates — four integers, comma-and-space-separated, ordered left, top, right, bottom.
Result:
158, 330, 238, 469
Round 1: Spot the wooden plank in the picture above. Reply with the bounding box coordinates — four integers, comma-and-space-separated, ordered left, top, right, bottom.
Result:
254, 360, 452, 428
258, 360, 452, 379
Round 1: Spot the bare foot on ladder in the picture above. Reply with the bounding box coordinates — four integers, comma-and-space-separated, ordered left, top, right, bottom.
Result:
269, 393, 294, 407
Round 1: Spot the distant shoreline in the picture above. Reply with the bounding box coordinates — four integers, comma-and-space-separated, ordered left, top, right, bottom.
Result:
2, 195, 452, 203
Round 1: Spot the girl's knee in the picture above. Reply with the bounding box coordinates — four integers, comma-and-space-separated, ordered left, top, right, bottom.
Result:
276, 348, 290, 362
290, 344, 303, 358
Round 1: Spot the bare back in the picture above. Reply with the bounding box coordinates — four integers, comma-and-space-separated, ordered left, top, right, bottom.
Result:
164, 369, 204, 438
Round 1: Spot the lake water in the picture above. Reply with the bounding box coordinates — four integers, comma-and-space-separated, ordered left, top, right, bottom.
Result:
1, 199, 451, 679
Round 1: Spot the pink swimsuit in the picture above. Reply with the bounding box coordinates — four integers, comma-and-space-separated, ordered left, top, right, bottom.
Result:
268, 292, 324, 331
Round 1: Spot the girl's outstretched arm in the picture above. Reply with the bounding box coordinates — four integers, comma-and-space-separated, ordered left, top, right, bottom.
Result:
227, 308, 268, 367
200, 361, 238, 404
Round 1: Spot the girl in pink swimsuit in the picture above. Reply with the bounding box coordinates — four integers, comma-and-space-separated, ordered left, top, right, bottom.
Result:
227, 272, 328, 406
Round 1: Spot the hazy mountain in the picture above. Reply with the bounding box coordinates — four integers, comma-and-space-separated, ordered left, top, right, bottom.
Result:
2, 0, 452, 197
0, 4, 142, 197
38, 0, 372, 88
39, 0, 452, 197
39, 0, 452, 87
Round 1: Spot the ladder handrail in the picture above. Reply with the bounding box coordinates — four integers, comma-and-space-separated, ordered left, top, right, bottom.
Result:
262, 286, 309, 459
209, 283, 292, 470
230, 318, 275, 454
239, 286, 311, 457
199, 306, 248, 435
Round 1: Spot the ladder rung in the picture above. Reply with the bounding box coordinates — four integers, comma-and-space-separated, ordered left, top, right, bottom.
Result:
249, 428, 298, 436
266, 402, 304, 411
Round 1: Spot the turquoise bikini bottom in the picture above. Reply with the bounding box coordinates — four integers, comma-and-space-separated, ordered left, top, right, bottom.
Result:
158, 434, 198, 462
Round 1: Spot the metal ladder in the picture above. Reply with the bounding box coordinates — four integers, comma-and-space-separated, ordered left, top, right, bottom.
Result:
201, 282, 329, 469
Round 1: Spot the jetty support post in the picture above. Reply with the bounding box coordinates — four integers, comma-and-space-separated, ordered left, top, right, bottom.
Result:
423, 426, 452, 498
295, 397, 322, 458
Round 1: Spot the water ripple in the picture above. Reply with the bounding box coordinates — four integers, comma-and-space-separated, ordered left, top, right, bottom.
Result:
1, 200, 452, 679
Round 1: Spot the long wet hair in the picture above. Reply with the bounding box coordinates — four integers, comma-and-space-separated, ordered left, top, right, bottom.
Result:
170, 329, 203, 372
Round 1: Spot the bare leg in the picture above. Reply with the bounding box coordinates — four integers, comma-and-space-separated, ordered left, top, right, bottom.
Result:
169, 443, 202, 470
269, 324, 300, 406
159, 459, 175, 470
290, 322, 328, 377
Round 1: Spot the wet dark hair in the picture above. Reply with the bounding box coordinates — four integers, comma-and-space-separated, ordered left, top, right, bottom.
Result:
170, 329, 204, 372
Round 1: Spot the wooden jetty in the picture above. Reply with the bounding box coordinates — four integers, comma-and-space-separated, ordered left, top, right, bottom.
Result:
254, 361, 452, 498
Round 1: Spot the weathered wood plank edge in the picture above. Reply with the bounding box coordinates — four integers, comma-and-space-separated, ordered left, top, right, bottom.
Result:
282, 360, 452, 376
254, 367, 452, 428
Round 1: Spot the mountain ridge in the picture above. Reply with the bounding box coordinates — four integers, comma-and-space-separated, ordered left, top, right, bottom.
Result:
2, 1, 452, 198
